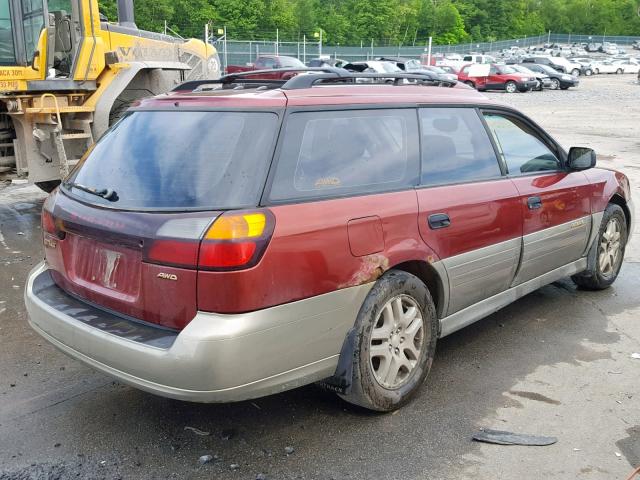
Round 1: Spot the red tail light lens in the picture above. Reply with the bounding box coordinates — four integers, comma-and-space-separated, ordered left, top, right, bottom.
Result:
144, 210, 274, 271
42, 209, 56, 234
146, 240, 200, 268
199, 210, 275, 271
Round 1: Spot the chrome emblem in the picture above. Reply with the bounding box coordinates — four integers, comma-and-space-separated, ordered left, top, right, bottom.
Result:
157, 272, 178, 281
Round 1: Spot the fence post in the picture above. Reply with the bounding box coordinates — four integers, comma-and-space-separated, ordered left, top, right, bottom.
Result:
370, 39, 374, 60
223, 26, 228, 73
303, 35, 306, 63
249, 41, 252, 63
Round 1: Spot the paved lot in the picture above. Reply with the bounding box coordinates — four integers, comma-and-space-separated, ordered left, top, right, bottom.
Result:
0, 75, 639, 480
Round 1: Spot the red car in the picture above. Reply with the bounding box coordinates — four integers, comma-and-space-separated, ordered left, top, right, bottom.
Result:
458, 63, 538, 93
226, 55, 305, 79
26, 70, 634, 412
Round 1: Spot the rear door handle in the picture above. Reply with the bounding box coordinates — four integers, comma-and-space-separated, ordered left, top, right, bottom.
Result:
428, 213, 451, 230
527, 196, 542, 210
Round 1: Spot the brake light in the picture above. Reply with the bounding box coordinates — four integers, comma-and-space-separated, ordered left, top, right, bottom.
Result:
144, 210, 275, 271
199, 211, 274, 270
41, 209, 56, 235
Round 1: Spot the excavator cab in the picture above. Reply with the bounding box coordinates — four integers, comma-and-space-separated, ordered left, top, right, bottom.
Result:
1, 0, 82, 79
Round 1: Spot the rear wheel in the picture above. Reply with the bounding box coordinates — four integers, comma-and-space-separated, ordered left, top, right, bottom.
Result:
505, 81, 518, 93
616, 68, 623, 74
338, 270, 438, 412
464, 80, 476, 89
550, 78, 560, 90
572, 204, 627, 290
571, 68, 581, 76
35, 180, 61, 193
594, 68, 600, 74
585, 69, 593, 76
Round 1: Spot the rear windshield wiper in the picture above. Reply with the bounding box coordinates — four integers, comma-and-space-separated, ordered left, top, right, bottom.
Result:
65, 182, 118, 201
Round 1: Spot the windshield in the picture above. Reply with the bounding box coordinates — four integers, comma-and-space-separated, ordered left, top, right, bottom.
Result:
405, 59, 422, 70
63, 111, 279, 210
497, 65, 516, 74
279, 56, 305, 68
0, 0, 16, 64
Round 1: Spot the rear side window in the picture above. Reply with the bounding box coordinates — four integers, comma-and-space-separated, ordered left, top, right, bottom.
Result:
64, 111, 278, 210
483, 113, 561, 175
419, 108, 501, 186
269, 109, 419, 202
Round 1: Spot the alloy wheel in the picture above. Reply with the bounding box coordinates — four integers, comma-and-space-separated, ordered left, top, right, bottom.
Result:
369, 295, 424, 389
599, 217, 623, 278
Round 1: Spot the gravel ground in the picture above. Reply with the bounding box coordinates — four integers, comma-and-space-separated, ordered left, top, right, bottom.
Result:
0, 74, 639, 480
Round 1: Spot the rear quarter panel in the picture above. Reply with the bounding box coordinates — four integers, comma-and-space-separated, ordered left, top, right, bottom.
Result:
197, 190, 441, 313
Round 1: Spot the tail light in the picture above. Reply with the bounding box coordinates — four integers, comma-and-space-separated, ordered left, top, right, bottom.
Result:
41, 208, 65, 240
145, 210, 275, 271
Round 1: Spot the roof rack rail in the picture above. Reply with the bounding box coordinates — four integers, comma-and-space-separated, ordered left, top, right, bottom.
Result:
171, 67, 347, 92
172, 67, 457, 93
281, 72, 457, 89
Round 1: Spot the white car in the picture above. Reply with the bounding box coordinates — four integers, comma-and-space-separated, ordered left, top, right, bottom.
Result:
592, 61, 624, 74
612, 60, 640, 74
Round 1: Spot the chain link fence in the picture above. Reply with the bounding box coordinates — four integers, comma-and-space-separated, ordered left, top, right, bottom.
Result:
214, 33, 640, 69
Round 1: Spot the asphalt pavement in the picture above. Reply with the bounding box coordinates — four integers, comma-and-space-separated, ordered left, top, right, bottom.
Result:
0, 75, 639, 480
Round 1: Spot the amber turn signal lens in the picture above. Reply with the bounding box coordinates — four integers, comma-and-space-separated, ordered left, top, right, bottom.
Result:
205, 213, 266, 240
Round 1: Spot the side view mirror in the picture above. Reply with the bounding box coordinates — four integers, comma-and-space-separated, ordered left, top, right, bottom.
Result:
568, 147, 596, 171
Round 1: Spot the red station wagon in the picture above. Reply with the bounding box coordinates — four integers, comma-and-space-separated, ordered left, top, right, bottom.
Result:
25, 70, 634, 411
458, 63, 538, 93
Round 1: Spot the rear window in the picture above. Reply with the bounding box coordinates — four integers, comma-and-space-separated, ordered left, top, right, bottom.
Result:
268, 109, 419, 202
63, 111, 278, 210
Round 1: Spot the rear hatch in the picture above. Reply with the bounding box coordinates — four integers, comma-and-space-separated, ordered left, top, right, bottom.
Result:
43, 109, 280, 330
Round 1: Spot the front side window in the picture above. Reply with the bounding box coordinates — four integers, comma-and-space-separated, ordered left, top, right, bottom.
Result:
420, 108, 501, 186
0, 0, 16, 64
269, 109, 419, 201
483, 113, 561, 176
21, 0, 45, 63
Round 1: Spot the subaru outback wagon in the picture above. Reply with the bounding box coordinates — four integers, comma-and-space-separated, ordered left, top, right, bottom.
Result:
25, 71, 634, 412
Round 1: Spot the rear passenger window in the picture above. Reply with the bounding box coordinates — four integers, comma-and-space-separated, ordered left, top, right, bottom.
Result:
419, 108, 501, 186
483, 114, 561, 175
268, 109, 419, 202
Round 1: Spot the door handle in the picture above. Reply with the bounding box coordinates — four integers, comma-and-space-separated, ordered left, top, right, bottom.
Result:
527, 196, 542, 210
428, 213, 451, 230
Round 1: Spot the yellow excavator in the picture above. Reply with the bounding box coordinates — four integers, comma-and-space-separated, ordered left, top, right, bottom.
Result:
0, 0, 220, 191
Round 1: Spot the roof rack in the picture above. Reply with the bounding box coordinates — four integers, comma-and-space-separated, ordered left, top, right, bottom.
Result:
171, 67, 457, 93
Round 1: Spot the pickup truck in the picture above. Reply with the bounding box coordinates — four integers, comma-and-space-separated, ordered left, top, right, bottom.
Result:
225, 55, 306, 78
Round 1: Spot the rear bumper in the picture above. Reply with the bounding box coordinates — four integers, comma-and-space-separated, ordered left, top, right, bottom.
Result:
25, 263, 371, 403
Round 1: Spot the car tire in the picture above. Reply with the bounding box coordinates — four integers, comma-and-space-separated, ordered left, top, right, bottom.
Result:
571, 68, 581, 76
550, 78, 560, 90
464, 80, 476, 89
594, 68, 600, 74
35, 180, 61, 193
505, 81, 517, 93
616, 68, 623, 74
585, 69, 593, 76
572, 204, 627, 290
338, 270, 438, 412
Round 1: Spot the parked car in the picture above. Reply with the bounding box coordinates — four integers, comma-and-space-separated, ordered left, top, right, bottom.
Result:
421, 65, 458, 83
307, 57, 349, 69
586, 43, 601, 53
592, 60, 624, 75
525, 55, 584, 75
600, 43, 619, 55
511, 64, 553, 90
458, 63, 537, 92
611, 59, 640, 74
226, 55, 306, 78
376, 57, 449, 82
25, 69, 634, 412
437, 64, 459, 75
518, 63, 580, 90
570, 57, 595, 76
633, 41, 640, 51
343, 60, 405, 83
